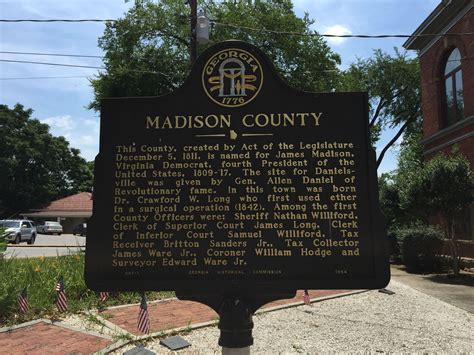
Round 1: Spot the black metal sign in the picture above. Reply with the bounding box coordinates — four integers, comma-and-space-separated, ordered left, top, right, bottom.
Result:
85, 40, 390, 293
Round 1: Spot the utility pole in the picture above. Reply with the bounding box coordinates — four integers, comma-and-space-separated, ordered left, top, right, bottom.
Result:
189, 0, 197, 66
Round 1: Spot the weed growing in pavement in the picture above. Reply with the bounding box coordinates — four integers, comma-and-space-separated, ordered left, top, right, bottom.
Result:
98, 311, 113, 320
292, 344, 303, 353
0, 253, 174, 325
182, 320, 193, 334
112, 331, 135, 343
85, 312, 107, 327
83, 311, 119, 335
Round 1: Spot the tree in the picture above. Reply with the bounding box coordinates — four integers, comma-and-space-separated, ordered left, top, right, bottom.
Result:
395, 130, 425, 181
339, 49, 421, 166
379, 126, 425, 229
378, 172, 402, 229
400, 153, 474, 276
0, 104, 93, 217
89, 0, 341, 110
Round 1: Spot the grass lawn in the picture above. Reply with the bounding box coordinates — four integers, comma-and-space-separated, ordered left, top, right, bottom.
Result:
0, 253, 174, 326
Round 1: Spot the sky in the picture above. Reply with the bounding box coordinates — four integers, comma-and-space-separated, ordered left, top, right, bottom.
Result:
0, 0, 440, 174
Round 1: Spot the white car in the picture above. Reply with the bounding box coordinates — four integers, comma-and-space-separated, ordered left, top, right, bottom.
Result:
37, 221, 63, 235
0, 219, 37, 244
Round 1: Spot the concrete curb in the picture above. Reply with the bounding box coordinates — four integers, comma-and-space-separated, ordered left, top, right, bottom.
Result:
0, 318, 112, 341
95, 339, 130, 355
0, 319, 46, 333
54, 319, 114, 340
85, 310, 131, 337
100, 297, 178, 311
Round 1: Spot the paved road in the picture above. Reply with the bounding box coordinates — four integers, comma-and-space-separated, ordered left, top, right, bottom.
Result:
4, 233, 86, 258
391, 265, 474, 313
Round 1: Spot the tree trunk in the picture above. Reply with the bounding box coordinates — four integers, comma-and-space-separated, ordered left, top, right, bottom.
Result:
376, 120, 409, 168
447, 219, 460, 277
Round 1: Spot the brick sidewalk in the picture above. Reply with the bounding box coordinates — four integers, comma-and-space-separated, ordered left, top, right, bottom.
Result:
0, 320, 112, 354
102, 289, 349, 335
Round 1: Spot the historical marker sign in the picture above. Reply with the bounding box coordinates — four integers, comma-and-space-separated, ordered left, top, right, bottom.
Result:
85, 41, 390, 293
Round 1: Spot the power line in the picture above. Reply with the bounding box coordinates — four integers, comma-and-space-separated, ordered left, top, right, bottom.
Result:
1, 55, 471, 78
0, 75, 90, 80
0, 59, 103, 69
2, 18, 474, 39
0, 19, 114, 23
1, 49, 470, 67
0, 59, 176, 84
212, 21, 474, 39
0, 57, 338, 76
0, 51, 103, 59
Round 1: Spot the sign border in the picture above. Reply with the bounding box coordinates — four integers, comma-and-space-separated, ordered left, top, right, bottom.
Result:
85, 40, 390, 293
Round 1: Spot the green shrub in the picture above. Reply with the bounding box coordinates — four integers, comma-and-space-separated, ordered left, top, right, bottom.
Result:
397, 224, 444, 271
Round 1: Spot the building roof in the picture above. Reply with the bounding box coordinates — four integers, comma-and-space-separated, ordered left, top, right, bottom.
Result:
43, 192, 92, 211
23, 211, 92, 218
403, 0, 472, 51
22, 192, 92, 218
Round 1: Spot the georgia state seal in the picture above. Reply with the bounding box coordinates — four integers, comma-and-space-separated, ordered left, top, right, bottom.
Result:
202, 48, 263, 108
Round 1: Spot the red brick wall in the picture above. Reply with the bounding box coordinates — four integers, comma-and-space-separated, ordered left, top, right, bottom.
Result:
419, 8, 474, 241
440, 239, 474, 259
419, 9, 474, 144
425, 126, 474, 162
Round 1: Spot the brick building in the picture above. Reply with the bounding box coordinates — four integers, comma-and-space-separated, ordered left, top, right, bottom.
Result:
404, 0, 473, 241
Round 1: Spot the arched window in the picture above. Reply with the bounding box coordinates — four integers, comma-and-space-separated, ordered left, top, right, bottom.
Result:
444, 48, 464, 125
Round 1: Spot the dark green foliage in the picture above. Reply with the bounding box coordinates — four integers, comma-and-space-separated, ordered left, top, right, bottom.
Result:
378, 130, 425, 228
89, 0, 341, 110
396, 130, 424, 175
400, 153, 473, 220
399, 152, 473, 275
396, 224, 444, 272
0, 254, 173, 325
0, 104, 94, 217
383, 137, 473, 275
378, 173, 403, 228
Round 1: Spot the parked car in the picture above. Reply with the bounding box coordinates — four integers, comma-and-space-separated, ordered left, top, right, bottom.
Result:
73, 222, 87, 237
37, 221, 63, 235
0, 219, 37, 244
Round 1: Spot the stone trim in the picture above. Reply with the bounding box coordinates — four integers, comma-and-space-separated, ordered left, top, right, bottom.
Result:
419, 4, 473, 57
423, 131, 474, 156
422, 116, 474, 145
